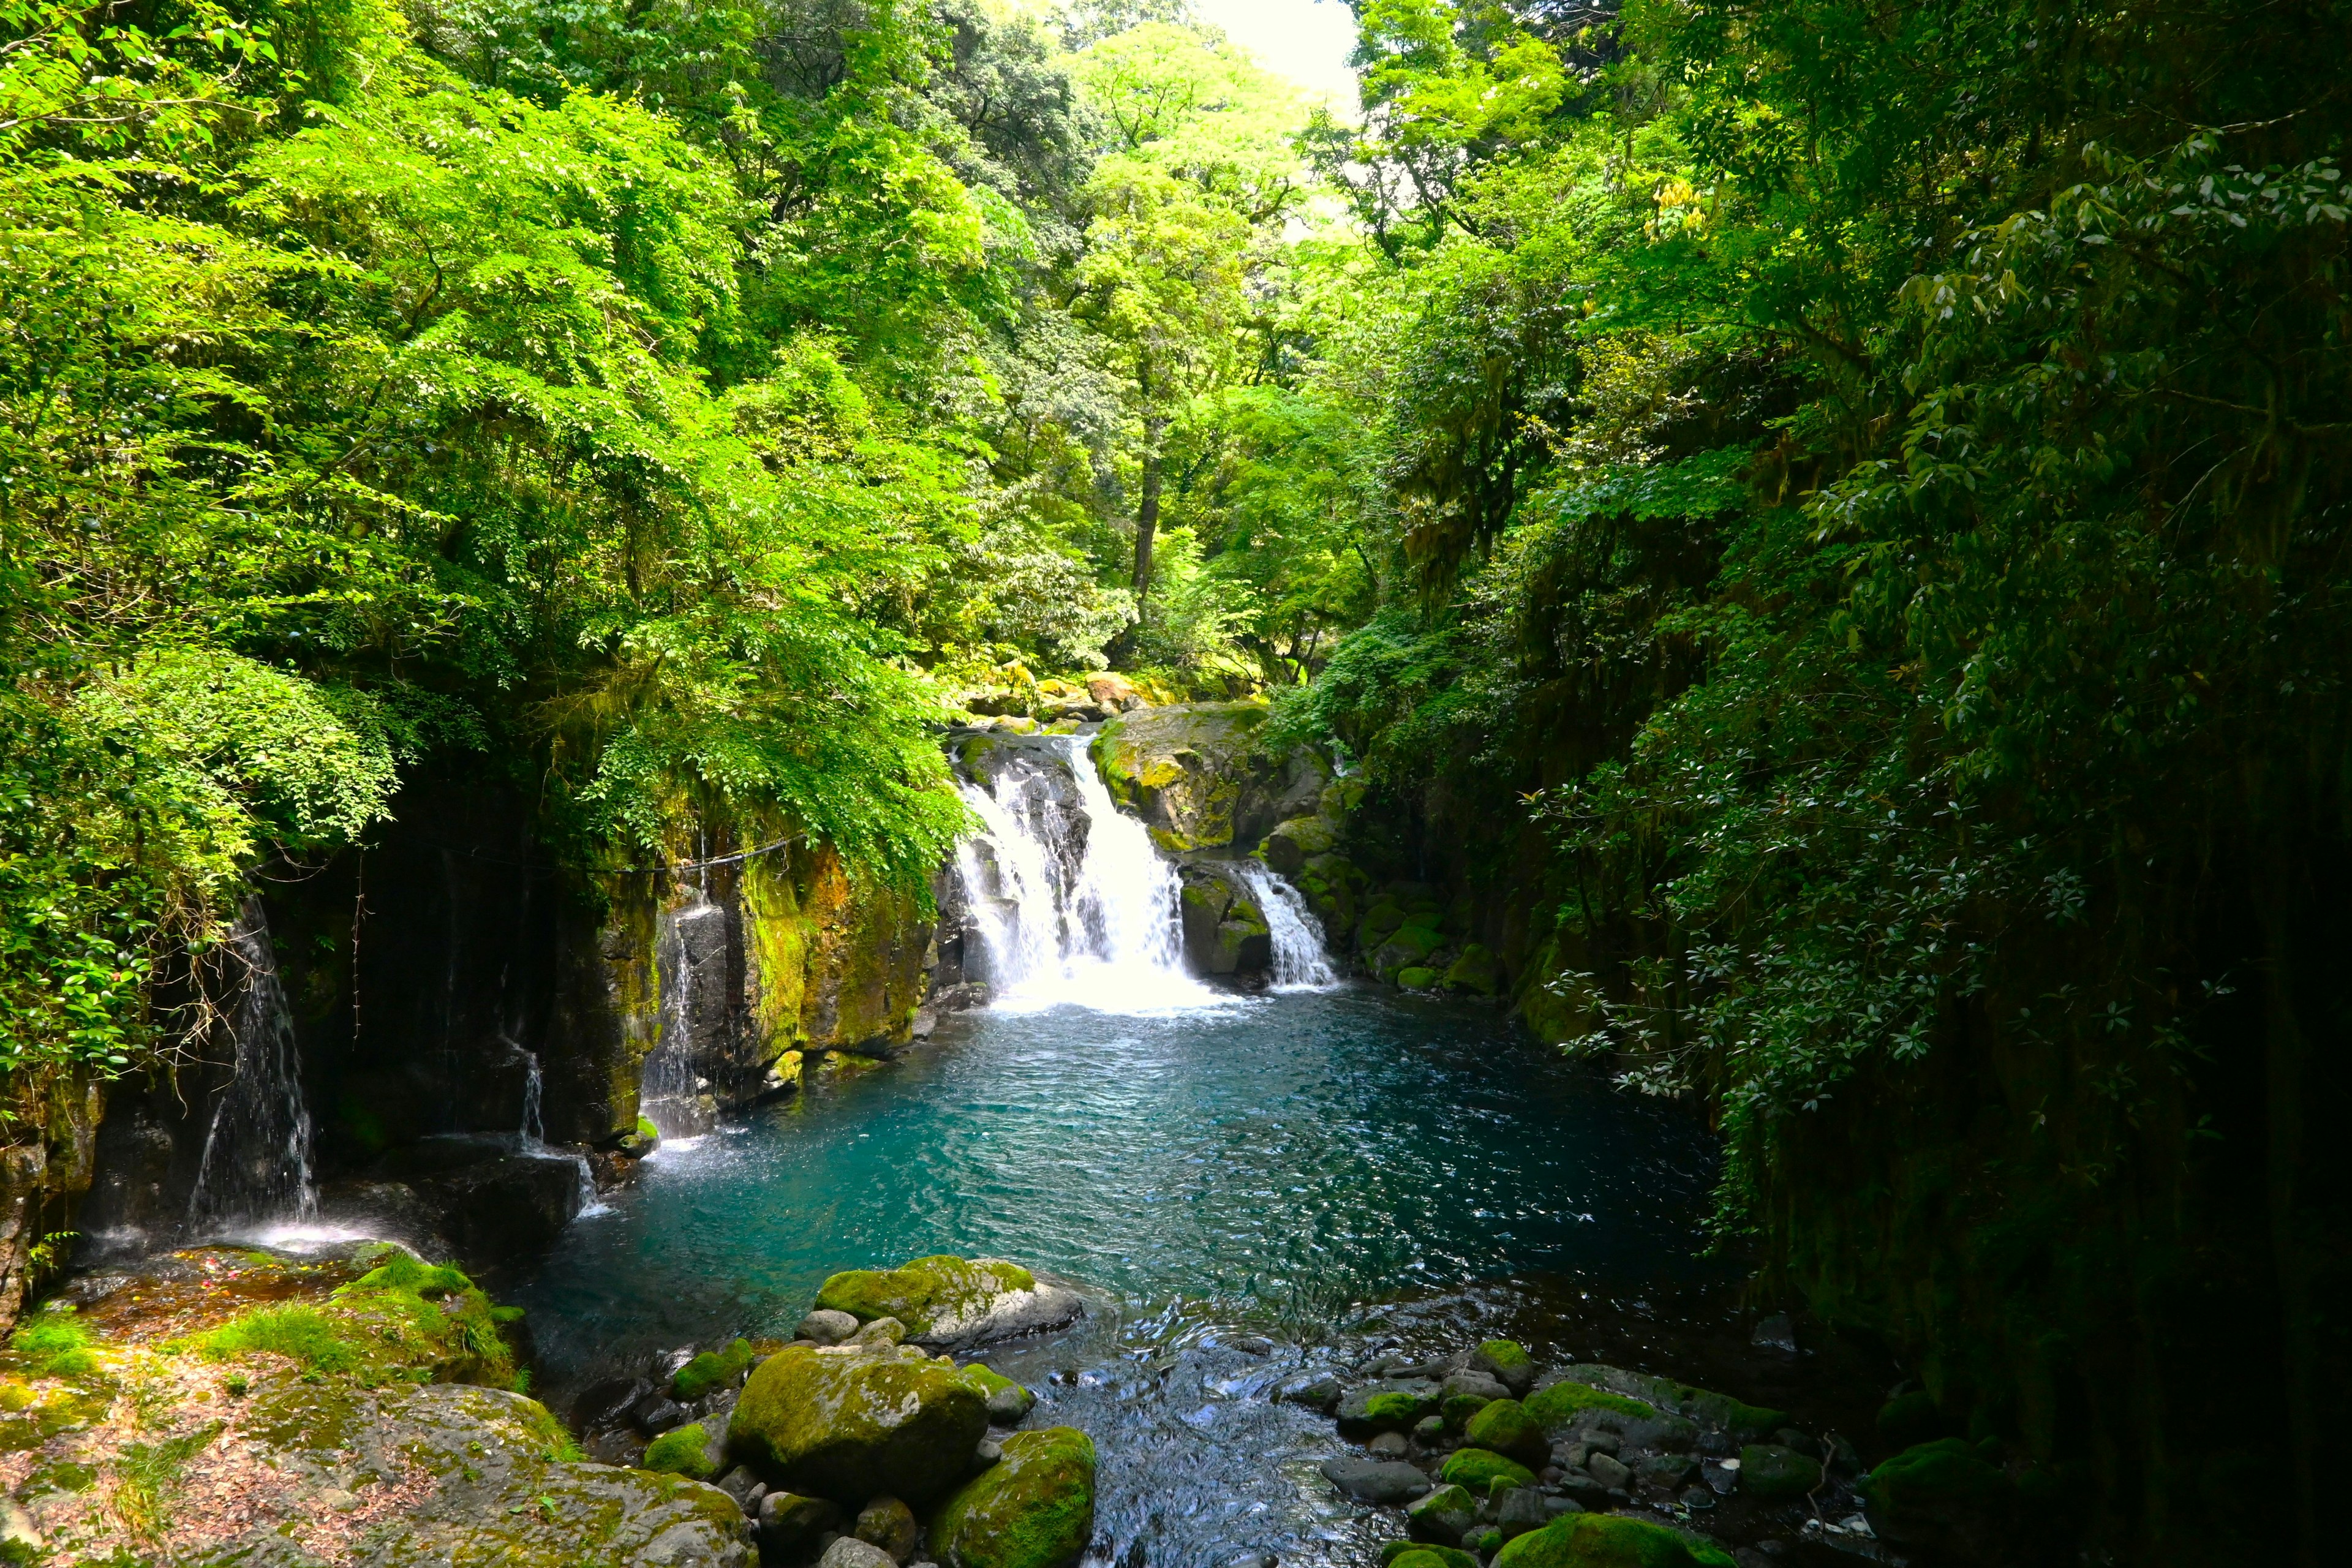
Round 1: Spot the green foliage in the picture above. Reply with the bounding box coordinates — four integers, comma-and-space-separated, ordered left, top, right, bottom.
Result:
7, 1306, 97, 1379
196, 1305, 362, 1376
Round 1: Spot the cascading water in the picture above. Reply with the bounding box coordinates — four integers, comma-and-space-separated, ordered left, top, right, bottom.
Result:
641, 898, 726, 1139
954, 736, 1223, 1012
186, 897, 318, 1233
1236, 862, 1341, 989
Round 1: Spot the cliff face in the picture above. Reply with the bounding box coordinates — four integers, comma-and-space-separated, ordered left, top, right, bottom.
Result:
37, 780, 948, 1299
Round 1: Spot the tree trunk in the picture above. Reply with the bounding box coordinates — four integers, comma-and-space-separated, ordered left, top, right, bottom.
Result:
1133, 410, 1166, 609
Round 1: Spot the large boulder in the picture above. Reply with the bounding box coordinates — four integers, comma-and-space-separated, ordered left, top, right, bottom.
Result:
1491, 1515, 1735, 1568
1092, 703, 1326, 854
813, 1256, 1082, 1351
929, 1425, 1097, 1568
728, 1341, 989, 1504
1463, 1398, 1548, 1467
1175, 863, 1273, 976
1859, 1437, 2016, 1551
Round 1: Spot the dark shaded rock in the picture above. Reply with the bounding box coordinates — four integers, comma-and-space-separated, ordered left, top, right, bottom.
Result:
758, 1491, 843, 1559
1497, 1487, 1551, 1540
1406, 1483, 1478, 1544
1276, 1372, 1342, 1412
1738, 1444, 1820, 1501
573, 1376, 652, 1432
856, 1494, 920, 1562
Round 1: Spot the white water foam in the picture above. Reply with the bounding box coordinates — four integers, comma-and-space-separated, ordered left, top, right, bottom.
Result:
956, 736, 1229, 1014
1235, 862, 1341, 990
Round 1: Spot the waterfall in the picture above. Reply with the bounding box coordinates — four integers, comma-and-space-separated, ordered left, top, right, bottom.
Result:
641, 899, 725, 1139
1236, 862, 1341, 989
518, 1043, 545, 1144
954, 736, 1223, 1012
186, 897, 318, 1233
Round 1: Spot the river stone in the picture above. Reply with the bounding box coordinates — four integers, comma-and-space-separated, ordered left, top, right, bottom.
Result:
1385, 1550, 1478, 1568
853, 1317, 910, 1346
1737, 1443, 1820, 1501
1463, 1399, 1548, 1466
929, 1425, 1096, 1568
1586, 1452, 1632, 1491
956, 1363, 1036, 1425
760, 1491, 845, 1555
1469, 1341, 1535, 1396
823, 1540, 900, 1568
1320, 1456, 1435, 1504
815, 1256, 1084, 1351
857, 1494, 921, 1561
1490, 1514, 1736, 1568
1405, 1483, 1478, 1544
1438, 1448, 1534, 1493
1497, 1487, 1551, 1540
729, 1342, 988, 1504
1858, 1437, 2015, 1545
800, 1310, 862, 1344
1276, 1372, 1342, 1412
1336, 1381, 1440, 1436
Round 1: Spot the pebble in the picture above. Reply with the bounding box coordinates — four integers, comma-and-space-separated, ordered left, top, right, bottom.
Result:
1368, 1431, 1410, 1458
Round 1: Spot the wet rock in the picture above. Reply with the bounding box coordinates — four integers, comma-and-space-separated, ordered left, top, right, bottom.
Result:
1643, 1454, 1699, 1491
1231, 1335, 1275, 1355
856, 1494, 920, 1561
798, 1308, 861, 1344
715, 1466, 763, 1511
955, 1363, 1036, 1425
1093, 703, 1327, 854
929, 1426, 1096, 1568
1276, 1372, 1341, 1412
1370, 1431, 1411, 1458
729, 1342, 988, 1504
1406, 1483, 1479, 1544
1739, 1444, 1821, 1501
1463, 1399, 1548, 1467
1469, 1341, 1532, 1395
1750, 1314, 1798, 1354
673, 1338, 755, 1401
1414, 1415, 1447, 1446
813, 1256, 1082, 1352
759, 1491, 844, 1558
1491, 1515, 1736, 1568
633, 1392, 688, 1436
1703, 1460, 1740, 1496
575, 1375, 652, 1431
1321, 1455, 1436, 1504
1586, 1452, 1632, 1491
1438, 1448, 1535, 1493
1337, 1380, 1440, 1436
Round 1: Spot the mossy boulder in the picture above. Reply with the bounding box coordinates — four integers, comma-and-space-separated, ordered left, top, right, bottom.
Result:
1738, 1442, 1821, 1501
1441, 1390, 1496, 1432
1463, 1398, 1548, 1466
1491, 1515, 1736, 1568
1438, 1447, 1535, 1492
1294, 851, 1370, 935
1471, 1340, 1534, 1392
1525, 1379, 1656, 1433
674, 1338, 755, 1401
1396, 966, 1441, 990
1406, 1482, 1479, 1544
728, 1342, 987, 1504
1860, 1437, 2015, 1545
1382, 1545, 1477, 1568
1371, 925, 1442, 979
1441, 944, 1502, 997
1355, 900, 1407, 952
956, 1362, 1036, 1423
1259, 813, 1340, 875
929, 1425, 1096, 1568
1093, 703, 1326, 853
813, 1256, 1080, 1350
643, 1421, 718, 1479
1337, 1381, 1439, 1436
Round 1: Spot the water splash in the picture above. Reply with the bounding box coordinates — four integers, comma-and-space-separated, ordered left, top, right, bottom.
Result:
186, 897, 318, 1233
955, 736, 1224, 1013
1236, 862, 1340, 990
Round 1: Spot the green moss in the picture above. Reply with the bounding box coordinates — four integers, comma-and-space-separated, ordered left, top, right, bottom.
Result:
813, 1255, 1038, 1338
1877, 1390, 1945, 1447
643, 1422, 717, 1478
1861, 1436, 2011, 1515
1738, 1443, 1821, 1501
189, 1245, 514, 1388
1475, 1339, 1532, 1375
930, 1425, 1096, 1568
1442, 1390, 1496, 1431
197, 1305, 362, 1376
1442, 944, 1502, 996
8, 1306, 97, 1378
730, 1343, 987, 1502
1366, 1389, 1431, 1425
1463, 1398, 1544, 1463
673, 1338, 754, 1401
1525, 1379, 1656, 1431
1491, 1515, 1736, 1568
1438, 1447, 1534, 1491
1396, 966, 1440, 990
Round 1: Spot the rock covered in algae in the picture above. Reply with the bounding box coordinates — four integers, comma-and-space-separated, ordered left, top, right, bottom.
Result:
1437, 1446, 1535, 1492
1463, 1397, 1548, 1466
813, 1256, 1082, 1351
1490, 1513, 1736, 1568
728, 1340, 987, 1504
929, 1425, 1097, 1568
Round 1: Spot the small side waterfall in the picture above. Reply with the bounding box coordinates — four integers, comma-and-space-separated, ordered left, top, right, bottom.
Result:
1237, 862, 1341, 989
186, 897, 318, 1233
955, 736, 1222, 1012
641, 898, 726, 1139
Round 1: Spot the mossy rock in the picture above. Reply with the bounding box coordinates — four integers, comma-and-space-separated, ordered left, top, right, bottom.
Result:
1441, 944, 1502, 997
1356, 901, 1407, 952
1491, 1515, 1735, 1568
1259, 813, 1340, 876
1092, 703, 1278, 852
1337, 1382, 1438, 1434
1463, 1398, 1548, 1466
643, 1422, 717, 1479
1860, 1437, 2014, 1542
729, 1343, 987, 1504
1406, 1482, 1478, 1543
956, 1362, 1036, 1422
813, 1255, 1061, 1346
1876, 1389, 1947, 1447
1738, 1442, 1820, 1500
1438, 1447, 1534, 1491
1525, 1379, 1655, 1433
1383, 1546, 1478, 1568
1372, 925, 1441, 978
930, 1425, 1096, 1568
673, 1338, 754, 1401
1472, 1340, 1533, 1387
1396, 966, 1441, 990
1442, 1390, 1496, 1432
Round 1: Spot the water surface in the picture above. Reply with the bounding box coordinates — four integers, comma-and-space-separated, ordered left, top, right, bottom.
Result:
509, 985, 1719, 1565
